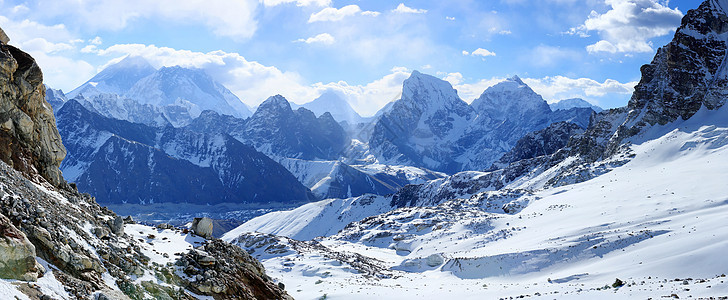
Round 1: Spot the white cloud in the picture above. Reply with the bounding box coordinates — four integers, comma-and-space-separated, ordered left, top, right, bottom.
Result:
471, 48, 496, 57
392, 3, 427, 14
443, 72, 464, 85
20, 0, 259, 40
89, 36, 103, 45
569, 0, 683, 54
462, 50, 470, 56
0, 16, 95, 90
361, 11, 381, 17
446, 16, 456, 21
262, 0, 330, 7
309, 5, 362, 23
453, 75, 636, 107
523, 76, 637, 102
295, 33, 335, 45
314, 67, 411, 116
89, 44, 410, 116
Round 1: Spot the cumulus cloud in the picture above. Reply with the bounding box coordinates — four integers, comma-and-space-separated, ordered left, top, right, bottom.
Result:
523, 76, 637, 102
295, 33, 335, 45
569, 0, 683, 54
472, 48, 496, 57
392, 3, 427, 14
463, 48, 496, 59
308, 5, 364, 23
443, 72, 464, 85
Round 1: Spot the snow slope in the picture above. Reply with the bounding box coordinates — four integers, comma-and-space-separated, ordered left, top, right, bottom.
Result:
225, 105, 728, 299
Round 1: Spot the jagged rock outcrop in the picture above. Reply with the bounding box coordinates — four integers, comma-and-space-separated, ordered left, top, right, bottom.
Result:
179, 240, 292, 299
492, 121, 585, 169
0, 42, 66, 188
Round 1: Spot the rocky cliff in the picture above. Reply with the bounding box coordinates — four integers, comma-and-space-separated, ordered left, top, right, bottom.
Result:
0, 43, 66, 188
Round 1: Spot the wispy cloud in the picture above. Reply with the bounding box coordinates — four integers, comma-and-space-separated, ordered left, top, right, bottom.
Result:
295, 33, 335, 45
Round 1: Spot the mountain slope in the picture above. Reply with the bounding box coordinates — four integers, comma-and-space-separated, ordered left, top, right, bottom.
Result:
67, 55, 156, 99
126, 66, 252, 119
56, 99, 315, 206
0, 40, 291, 299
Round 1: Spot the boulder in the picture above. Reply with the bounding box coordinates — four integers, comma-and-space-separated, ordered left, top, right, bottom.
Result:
191, 217, 213, 239
426, 253, 444, 267
0, 213, 42, 281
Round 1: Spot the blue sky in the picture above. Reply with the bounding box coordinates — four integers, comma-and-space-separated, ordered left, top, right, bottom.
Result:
0, 0, 698, 116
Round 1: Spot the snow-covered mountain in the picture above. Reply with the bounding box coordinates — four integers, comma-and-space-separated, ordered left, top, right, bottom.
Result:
56, 99, 315, 206
190, 95, 349, 161
223, 1, 728, 299
66, 56, 252, 127
67, 55, 156, 99
126, 66, 252, 119
550, 97, 604, 112
44, 85, 67, 111
292, 90, 369, 125
369, 73, 594, 173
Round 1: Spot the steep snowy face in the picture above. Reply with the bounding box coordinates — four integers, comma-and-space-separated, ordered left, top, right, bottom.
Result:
471, 75, 551, 125
125, 66, 252, 119
369, 71, 474, 173
67, 56, 156, 99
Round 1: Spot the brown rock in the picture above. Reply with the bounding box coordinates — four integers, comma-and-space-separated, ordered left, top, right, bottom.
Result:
0, 27, 8, 45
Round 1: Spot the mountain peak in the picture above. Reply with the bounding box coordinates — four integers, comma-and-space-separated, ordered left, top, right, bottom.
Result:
400, 71, 462, 110
116, 55, 154, 69
508, 75, 524, 84
258, 95, 292, 112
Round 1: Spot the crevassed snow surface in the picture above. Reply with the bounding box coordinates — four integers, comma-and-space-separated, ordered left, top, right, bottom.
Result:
229, 105, 728, 299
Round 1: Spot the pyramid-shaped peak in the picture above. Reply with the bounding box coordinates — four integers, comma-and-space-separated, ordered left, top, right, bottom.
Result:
117, 55, 154, 68
508, 75, 525, 84
258, 95, 292, 111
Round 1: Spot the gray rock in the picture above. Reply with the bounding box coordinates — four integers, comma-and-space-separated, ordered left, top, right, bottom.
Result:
109, 215, 124, 235
191, 217, 213, 239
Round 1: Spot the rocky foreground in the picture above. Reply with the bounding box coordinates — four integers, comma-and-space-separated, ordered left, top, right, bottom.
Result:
0, 31, 290, 299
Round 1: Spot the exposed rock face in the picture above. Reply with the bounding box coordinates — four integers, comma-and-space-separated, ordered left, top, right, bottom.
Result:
492, 121, 585, 169
0, 213, 42, 281
0, 27, 8, 45
0, 44, 66, 187
179, 240, 293, 299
